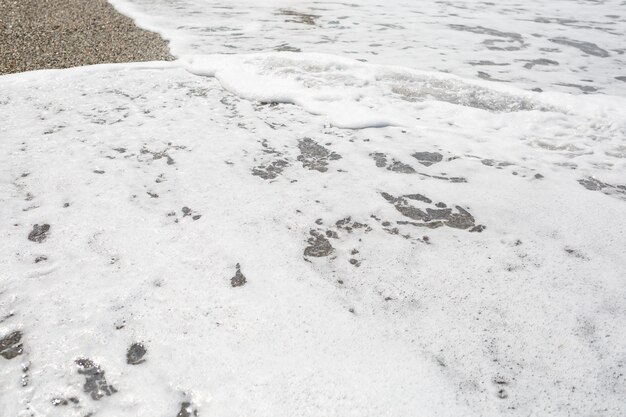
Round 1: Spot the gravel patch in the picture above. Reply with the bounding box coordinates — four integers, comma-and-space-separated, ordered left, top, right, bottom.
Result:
0, 0, 173, 74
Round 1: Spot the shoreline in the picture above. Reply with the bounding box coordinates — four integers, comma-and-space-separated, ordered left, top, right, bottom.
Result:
0, 0, 173, 75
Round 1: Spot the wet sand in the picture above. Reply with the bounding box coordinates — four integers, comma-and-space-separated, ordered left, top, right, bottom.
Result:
0, 0, 173, 75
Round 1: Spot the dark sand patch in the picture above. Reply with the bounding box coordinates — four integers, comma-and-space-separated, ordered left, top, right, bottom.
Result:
297, 138, 342, 173
127, 342, 147, 365
370, 152, 415, 173
381, 192, 485, 232
231, 263, 247, 287
549, 37, 609, 58
177, 402, 199, 417
277, 9, 319, 26
304, 230, 334, 257
28, 224, 50, 243
412, 151, 443, 166
75, 358, 117, 400
0, 330, 23, 359
0, 0, 173, 75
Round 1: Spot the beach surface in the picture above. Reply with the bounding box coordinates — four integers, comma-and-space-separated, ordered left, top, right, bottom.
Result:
1, 1, 625, 416
0, 0, 172, 74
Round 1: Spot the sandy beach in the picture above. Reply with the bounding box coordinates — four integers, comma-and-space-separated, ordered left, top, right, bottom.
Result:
0, 0, 172, 74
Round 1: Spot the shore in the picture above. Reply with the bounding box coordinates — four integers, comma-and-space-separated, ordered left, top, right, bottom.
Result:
0, 0, 173, 75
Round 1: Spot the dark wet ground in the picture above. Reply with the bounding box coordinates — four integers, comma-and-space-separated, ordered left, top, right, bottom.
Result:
75, 358, 117, 400
127, 343, 147, 365
231, 263, 247, 287
297, 138, 342, 173
0, 331, 23, 359
28, 224, 50, 243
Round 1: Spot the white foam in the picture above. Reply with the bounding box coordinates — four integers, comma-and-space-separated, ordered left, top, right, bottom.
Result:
108, 0, 626, 96
1, 1, 626, 416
